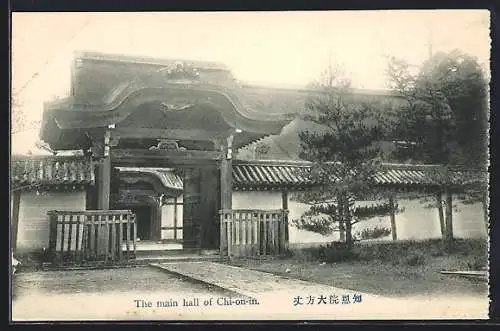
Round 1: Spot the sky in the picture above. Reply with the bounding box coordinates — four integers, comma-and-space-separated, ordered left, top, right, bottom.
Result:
11, 10, 490, 154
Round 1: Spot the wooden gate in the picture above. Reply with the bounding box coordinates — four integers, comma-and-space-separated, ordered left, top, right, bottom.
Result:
47, 210, 137, 266
183, 168, 201, 248
219, 209, 289, 257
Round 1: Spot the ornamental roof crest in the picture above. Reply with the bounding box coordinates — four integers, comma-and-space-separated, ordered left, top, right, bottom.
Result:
157, 61, 200, 82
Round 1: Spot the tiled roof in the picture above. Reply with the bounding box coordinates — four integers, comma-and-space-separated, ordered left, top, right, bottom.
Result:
11, 155, 95, 189
232, 160, 486, 190
10, 155, 486, 192
116, 167, 183, 191
233, 160, 314, 189
376, 163, 484, 186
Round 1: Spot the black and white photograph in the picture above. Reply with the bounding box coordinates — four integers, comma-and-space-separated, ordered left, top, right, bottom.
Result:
10, 10, 490, 320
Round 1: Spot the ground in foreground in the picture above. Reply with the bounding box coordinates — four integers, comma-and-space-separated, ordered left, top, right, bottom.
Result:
228, 255, 488, 298
11, 266, 235, 321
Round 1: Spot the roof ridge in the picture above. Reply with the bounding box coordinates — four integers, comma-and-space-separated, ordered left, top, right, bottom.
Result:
116, 167, 176, 172
240, 84, 402, 98
75, 51, 230, 71
234, 159, 313, 166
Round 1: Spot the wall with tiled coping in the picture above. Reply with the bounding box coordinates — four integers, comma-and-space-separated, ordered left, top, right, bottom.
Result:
232, 191, 487, 244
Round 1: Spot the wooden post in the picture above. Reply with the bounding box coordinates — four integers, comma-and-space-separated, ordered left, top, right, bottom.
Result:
436, 191, 446, 239
281, 191, 289, 250
219, 212, 226, 256
96, 130, 112, 210
173, 196, 178, 240
220, 135, 233, 210
214, 135, 234, 255
389, 196, 397, 241
97, 157, 111, 210
11, 190, 21, 252
86, 185, 97, 210
444, 187, 454, 247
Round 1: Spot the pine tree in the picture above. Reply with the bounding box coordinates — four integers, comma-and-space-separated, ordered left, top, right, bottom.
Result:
292, 67, 396, 250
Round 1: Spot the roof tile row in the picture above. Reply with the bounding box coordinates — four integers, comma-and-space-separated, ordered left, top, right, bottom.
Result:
232, 162, 485, 189
11, 156, 95, 188
10, 155, 485, 191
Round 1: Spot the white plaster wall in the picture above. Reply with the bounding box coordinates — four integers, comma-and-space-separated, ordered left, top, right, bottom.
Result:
16, 190, 86, 251
352, 198, 487, 241
232, 191, 338, 244
232, 191, 282, 210
452, 198, 488, 239
233, 191, 487, 245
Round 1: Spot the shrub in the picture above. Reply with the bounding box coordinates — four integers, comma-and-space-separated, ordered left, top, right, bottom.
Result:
289, 247, 320, 262
282, 248, 295, 258
286, 238, 487, 266
321, 242, 358, 262
357, 226, 392, 240
297, 242, 359, 263
449, 238, 488, 255
397, 251, 427, 266
466, 255, 488, 270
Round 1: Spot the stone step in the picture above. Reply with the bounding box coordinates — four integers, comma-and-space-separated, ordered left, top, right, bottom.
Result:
135, 248, 219, 256
33, 254, 225, 271
135, 255, 224, 264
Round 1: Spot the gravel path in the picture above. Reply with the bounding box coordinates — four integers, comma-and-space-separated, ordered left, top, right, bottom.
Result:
11, 266, 233, 321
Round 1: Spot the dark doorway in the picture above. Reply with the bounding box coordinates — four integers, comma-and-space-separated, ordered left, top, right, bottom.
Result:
132, 206, 152, 240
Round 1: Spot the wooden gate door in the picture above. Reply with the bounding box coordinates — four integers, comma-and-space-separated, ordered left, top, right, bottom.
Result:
199, 166, 220, 249
183, 167, 220, 249
183, 168, 202, 248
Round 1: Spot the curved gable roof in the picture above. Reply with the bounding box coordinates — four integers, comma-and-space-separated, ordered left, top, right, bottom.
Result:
117, 167, 183, 191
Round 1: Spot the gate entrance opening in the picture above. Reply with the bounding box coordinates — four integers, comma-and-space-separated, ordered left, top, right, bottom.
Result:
131, 206, 152, 241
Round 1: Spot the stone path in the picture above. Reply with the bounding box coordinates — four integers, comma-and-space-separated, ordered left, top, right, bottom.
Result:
150, 261, 377, 299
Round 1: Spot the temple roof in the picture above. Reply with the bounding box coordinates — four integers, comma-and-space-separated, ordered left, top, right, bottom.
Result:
40, 52, 296, 150
40, 51, 406, 151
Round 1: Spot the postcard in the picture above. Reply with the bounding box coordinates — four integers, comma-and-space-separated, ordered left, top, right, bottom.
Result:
10, 10, 490, 321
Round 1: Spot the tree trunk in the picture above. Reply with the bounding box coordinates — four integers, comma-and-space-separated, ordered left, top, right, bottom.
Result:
436, 191, 445, 239
338, 194, 353, 250
345, 217, 353, 250
342, 196, 353, 250
339, 221, 346, 242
